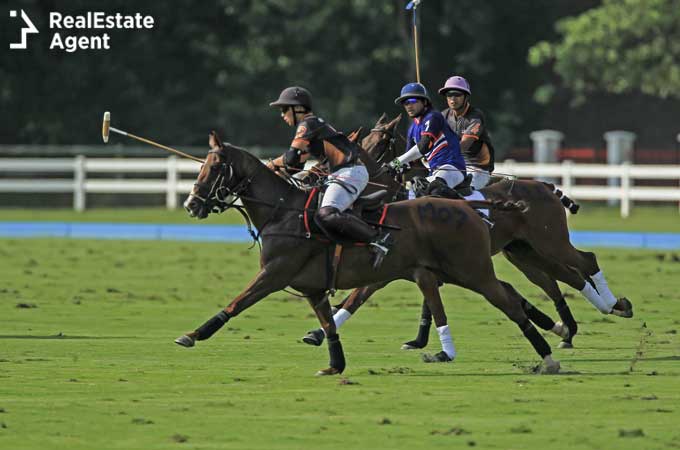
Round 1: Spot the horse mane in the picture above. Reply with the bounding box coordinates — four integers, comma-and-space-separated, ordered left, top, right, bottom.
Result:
222, 143, 292, 190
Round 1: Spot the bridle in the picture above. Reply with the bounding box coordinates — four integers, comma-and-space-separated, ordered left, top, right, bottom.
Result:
190, 148, 250, 214
367, 125, 398, 164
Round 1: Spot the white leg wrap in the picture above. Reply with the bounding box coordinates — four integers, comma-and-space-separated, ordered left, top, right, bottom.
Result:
332, 308, 352, 329
580, 282, 611, 314
590, 271, 618, 310
321, 308, 353, 336
436, 325, 456, 359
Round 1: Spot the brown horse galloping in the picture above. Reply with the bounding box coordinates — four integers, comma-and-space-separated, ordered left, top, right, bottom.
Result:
175, 131, 561, 374
302, 115, 633, 352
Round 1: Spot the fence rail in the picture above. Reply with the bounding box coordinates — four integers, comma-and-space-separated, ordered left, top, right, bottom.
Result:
1, 156, 679, 216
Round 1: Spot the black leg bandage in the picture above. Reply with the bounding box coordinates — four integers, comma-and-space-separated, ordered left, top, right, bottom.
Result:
196, 310, 230, 340
518, 320, 551, 359
555, 299, 578, 340
520, 298, 555, 331
327, 333, 346, 373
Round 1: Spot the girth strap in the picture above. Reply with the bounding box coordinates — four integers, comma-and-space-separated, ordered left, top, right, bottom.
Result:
328, 244, 343, 296
303, 187, 318, 239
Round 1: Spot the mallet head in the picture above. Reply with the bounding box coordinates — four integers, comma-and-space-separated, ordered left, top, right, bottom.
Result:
102, 111, 111, 143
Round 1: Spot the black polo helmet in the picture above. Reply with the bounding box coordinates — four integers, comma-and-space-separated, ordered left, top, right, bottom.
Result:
269, 86, 313, 110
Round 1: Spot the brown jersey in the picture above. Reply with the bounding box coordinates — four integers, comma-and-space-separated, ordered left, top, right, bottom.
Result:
442, 105, 495, 171
290, 115, 360, 172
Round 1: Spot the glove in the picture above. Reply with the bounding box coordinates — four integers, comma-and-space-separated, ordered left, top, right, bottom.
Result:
386, 158, 405, 175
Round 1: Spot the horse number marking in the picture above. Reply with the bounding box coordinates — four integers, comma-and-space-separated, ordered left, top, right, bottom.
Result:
417, 202, 467, 228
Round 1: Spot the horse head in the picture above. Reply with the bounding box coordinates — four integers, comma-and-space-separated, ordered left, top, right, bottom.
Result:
183, 131, 246, 219
361, 114, 402, 164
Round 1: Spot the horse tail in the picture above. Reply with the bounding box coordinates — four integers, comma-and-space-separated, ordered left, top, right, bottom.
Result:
465, 199, 529, 213
541, 182, 580, 214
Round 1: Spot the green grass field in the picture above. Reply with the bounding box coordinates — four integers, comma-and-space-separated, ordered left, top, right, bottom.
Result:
1, 203, 679, 231
1, 206, 679, 449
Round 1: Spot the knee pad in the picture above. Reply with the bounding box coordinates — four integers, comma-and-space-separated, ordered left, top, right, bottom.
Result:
425, 177, 448, 195
315, 206, 341, 229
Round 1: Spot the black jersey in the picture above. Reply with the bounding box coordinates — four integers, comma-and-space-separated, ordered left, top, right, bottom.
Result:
290, 115, 360, 172
442, 105, 495, 171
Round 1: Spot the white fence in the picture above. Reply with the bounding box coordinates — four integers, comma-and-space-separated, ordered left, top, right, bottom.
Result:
1, 156, 679, 217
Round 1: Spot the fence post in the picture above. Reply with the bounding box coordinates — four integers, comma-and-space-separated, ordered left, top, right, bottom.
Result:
604, 130, 636, 206
677, 133, 680, 214
166, 155, 178, 209
620, 161, 631, 218
529, 130, 563, 183
503, 158, 515, 178
561, 159, 573, 197
73, 155, 86, 211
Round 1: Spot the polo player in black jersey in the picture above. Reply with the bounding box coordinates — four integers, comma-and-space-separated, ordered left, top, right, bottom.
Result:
268, 86, 392, 267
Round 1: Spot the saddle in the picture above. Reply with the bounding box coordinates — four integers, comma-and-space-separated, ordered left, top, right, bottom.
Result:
412, 174, 473, 199
301, 187, 393, 295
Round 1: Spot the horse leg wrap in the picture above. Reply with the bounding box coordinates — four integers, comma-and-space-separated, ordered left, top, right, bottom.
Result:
327, 333, 346, 373
196, 310, 230, 340
555, 299, 578, 340
520, 298, 555, 331
415, 318, 432, 344
518, 320, 551, 359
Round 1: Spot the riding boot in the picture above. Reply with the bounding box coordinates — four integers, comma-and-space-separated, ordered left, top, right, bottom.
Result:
317, 207, 393, 269
426, 178, 462, 199
334, 213, 393, 269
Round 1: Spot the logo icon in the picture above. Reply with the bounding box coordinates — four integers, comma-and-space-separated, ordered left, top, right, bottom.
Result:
9, 9, 39, 50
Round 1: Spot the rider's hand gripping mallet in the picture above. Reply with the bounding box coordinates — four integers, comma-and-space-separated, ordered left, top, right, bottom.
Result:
101, 111, 204, 163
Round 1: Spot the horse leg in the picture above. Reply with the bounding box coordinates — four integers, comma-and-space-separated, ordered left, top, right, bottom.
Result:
468, 277, 559, 373
525, 241, 632, 317
503, 242, 578, 347
174, 260, 293, 347
401, 300, 433, 350
301, 282, 389, 347
575, 249, 633, 318
413, 269, 455, 363
498, 280, 570, 340
306, 291, 347, 376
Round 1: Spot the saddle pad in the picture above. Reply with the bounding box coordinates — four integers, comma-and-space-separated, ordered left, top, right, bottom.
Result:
464, 190, 489, 218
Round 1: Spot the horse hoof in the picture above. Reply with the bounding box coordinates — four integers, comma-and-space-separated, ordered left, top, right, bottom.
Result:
540, 360, 560, 374
316, 367, 342, 376
401, 340, 426, 350
421, 351, 453, 363
611, 297, 633, 318
301, 329, 325, 346
558, 341, 574, 349
174, 335, 195, 348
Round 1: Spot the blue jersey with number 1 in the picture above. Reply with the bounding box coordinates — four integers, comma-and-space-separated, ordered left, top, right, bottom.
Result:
406, 109, 466, 173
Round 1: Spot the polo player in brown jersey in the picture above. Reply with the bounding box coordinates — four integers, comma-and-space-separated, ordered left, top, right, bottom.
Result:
440, 76, 495, 190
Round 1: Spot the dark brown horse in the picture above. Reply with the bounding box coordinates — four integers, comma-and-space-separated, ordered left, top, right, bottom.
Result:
303, 115, 633, 351
175, 131, 561, 374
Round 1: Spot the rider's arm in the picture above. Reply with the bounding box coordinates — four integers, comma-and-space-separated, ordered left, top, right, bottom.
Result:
396, 135, 433, 164
460, 112, 485, 155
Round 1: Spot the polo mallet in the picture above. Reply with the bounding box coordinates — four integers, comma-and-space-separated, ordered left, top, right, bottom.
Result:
101, 111, 204, 163
405, 0, 423, 83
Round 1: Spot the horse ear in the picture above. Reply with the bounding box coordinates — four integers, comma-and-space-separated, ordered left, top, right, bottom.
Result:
347, 127, 364, 143
376, 113, 388, 126
209, 130, 224, 149
388, 114, 402, 129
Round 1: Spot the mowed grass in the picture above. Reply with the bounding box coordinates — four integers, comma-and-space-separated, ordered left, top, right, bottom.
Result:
0, 203, 679, 231
1, 238, 679, 450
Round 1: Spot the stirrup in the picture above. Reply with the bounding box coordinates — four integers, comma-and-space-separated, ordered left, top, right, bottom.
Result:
369, 233, 392, 269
